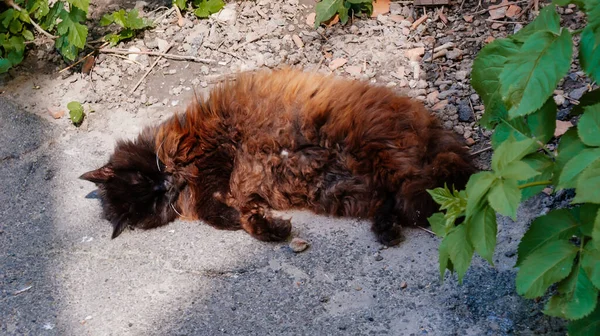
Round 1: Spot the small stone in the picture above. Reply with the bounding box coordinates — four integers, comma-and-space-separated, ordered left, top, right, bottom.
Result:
463, 15, 474, 23
454, 125, 465, 135
405, 47, 425, 61
466, 138, 476, 146
455, 71, 468, 81
542, 187, 553, 195
48, 108, 65, 119
446, 49, 462, 60
157, 38, 169, 53
427, 91, 439, 105
554, 94, 565, 106
288, 24, 295, 32
400, 281, 407, 289
432, 100, 448, 111
416, 80, 428, 89
290, 238, 310, 253
375, 255, 383, 261
570, 87, 588, 100
292, 35, 304, 48
458, 101, 474, 122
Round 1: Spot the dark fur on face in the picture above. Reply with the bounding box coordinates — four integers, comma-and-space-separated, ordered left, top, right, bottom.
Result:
81, 68, 476, 245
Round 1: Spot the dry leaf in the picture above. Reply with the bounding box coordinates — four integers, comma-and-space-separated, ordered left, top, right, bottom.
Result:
405, 47, 425, 61
325, 14, 340, 27
463, 15, 474, 23
329, 58, 347, 70
48, 108, 65, 119
292, 35, 304, 48
554, 120, 573, 137
82, 56, 95, 75
505, 5, 521, 18
489, 0, 509, 20
306, 12, 316, 26
371, 0, 390, 18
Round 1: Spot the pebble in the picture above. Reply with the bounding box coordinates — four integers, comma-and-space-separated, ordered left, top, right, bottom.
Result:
375, 254, 384, 261
458, 101, 474, 122
570, 87, 587, 100
290, 238, 309, 253
455, 71, 468, 81
554, 94, 565, 106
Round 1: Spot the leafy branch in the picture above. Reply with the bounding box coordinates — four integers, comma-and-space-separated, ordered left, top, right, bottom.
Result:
427, 1, 600, 334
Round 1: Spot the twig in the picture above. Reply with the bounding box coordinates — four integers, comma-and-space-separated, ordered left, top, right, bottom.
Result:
58, 42, 108, 74
470, 0, 528, 15
515, 0, 535, 20
154, 7, 176, 25
486, 19, 525, 24
217, 49, 240, 59
13, 285, 33, 296
470, 146, 493, 156
129, 44, 173, 95
416, 226, 436, 236
411, 14, 428, 30
99, 48, 214, 63
106, 53, 144, 66
5, 0, 57, 39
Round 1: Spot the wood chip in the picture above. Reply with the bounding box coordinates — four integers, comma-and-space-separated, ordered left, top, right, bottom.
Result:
438, 9, 448, 24
554, 120, 573, 137
292, 35, 304, 49
306, 12, 316, 26
505, 5, 522, 18
329, 58, 347, 70
371, 0, 391, 17
411, 14, 428, 30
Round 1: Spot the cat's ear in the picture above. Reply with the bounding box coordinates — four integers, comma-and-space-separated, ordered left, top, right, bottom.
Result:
111, 221, 128, 239
79, 165, 115, 183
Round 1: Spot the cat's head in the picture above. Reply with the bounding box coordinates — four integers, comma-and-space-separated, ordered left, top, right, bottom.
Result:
80, 129, 181, 238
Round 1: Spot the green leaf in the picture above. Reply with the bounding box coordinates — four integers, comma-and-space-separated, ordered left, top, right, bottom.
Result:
595, 210, 600, 248
314, 0, 342, 28
57, 8, 88, 49
100, 13, 114, 26
573, 159, 600, 204
519, 153, 554, 201
18, 9, 30, 24
0, 58, 12, 73
439, 234, 451, 281
491, 116, 529, 148
488, 178, 521, 220
39, 1, 63, 31
491, 135, 537, 172
572, 89, 600, 116
580, 23, 600, 83
467, 205, 497, 265
517, 209, 580, 266
511, 5, 561, 43
55, 35, 78, 61
499, 160, 540, 181
173, 0, 186, 10
67, 0, 89, 12
465, 171, 497, 220
0, 9, 15, 28
472, 38, 521, 128
337, 1, 351, 25
427, 212, 447, 238
526, 98, 557, 144
568, 303, 600, 336
582, 241, 600, 289
578, 104, 600, 147
194, 0, 225, 18
67, 101, 84, 125
500, 29, 573, 118
445, 225, 474, 284
558, 148, 600, 190
555, 129, 588, 183
544, 264, 599, 320
571, 204, 599, 237
124, 9, 151, 29
21, 29, 34, 41
9, 17, 22, 34
516, 240, 578, 298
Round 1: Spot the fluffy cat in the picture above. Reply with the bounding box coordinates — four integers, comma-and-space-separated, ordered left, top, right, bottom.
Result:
80, 68, 475, 246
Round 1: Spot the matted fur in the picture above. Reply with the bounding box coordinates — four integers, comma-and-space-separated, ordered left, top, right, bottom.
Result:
81, 68, 475, 245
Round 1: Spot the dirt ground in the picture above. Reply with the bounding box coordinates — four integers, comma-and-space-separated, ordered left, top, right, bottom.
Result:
1, 0, 591, 335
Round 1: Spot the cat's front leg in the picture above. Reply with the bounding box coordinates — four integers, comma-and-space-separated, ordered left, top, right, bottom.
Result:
372, 197, 405, 246
236, 197, 292, 242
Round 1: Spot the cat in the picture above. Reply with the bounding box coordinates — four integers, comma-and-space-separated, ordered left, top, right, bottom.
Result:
80, 68, 475, 246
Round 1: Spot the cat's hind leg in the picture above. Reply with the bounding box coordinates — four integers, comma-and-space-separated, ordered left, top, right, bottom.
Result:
237, 195, 292, 242
372, 196, 405, 246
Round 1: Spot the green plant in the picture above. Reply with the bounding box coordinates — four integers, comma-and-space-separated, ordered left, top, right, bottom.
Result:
172, 0, 224, 19
427, 2, 600, 334
67, 100, 84, 125
313, 0, 373, 28
100, 8, 153, 45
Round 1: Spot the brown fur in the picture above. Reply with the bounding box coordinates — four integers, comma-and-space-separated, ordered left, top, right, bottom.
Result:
80, 68, 475, 245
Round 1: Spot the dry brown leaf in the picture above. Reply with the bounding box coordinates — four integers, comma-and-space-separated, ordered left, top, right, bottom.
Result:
306, 12, 316, 26
329, 58, 347, 70
489, 0, 509, 20
554, 120, 573, 137
463, 15, 474, 23
505, 5, 521, 18
371, 0, 390, 17
325, 14, 340, 27
82, 56, 95, 75
292, 35, 304, 49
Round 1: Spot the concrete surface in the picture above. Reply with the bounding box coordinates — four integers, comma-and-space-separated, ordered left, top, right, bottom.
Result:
0, 97, 566, 335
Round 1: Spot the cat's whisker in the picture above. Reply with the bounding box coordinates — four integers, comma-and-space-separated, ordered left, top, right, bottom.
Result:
170, 202, 192, 220
156, 137, 166, 172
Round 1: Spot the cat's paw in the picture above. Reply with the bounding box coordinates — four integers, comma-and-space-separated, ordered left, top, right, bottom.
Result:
375, 225, 405, 247
245, 214, 292, 242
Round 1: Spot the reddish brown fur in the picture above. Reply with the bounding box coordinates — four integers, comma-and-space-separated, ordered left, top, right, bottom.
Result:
81, 68, 475, 245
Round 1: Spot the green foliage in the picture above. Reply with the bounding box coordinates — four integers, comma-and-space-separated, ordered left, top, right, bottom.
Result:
101, 9, 152, 45
67, 101, 84, 125
173, 0, 225, 19
427, 2, 600, 332
313, 0, 373, 28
